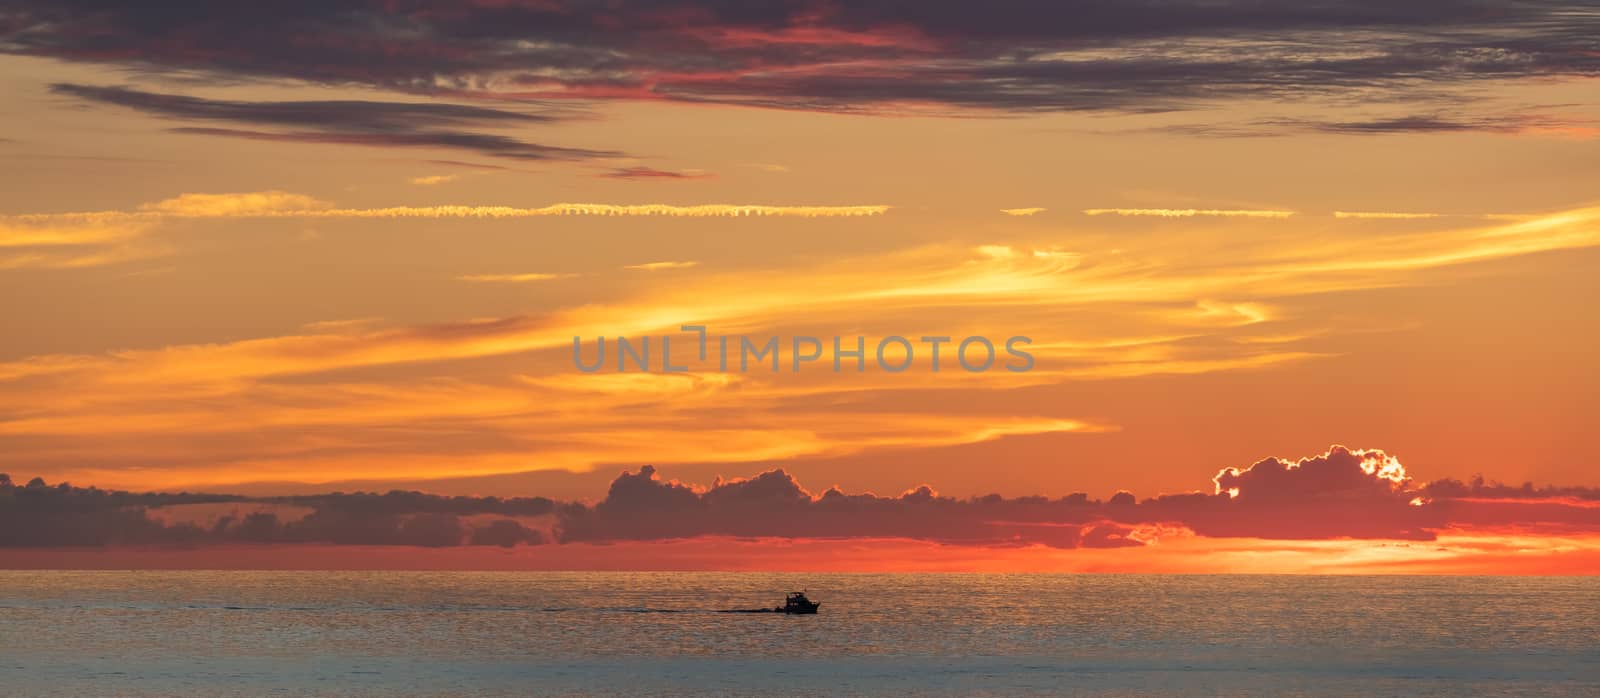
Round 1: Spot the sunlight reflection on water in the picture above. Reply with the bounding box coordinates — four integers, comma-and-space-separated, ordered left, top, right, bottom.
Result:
2, 571, 1597, 696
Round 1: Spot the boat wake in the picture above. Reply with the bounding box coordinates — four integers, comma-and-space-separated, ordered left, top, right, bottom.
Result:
537, 606, 785, 614
538, 592, 818, 615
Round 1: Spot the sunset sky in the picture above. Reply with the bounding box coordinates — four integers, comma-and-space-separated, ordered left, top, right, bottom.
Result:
2, 1, 1598, 572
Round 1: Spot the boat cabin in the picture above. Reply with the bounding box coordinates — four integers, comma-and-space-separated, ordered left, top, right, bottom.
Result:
783, 591, 821, 614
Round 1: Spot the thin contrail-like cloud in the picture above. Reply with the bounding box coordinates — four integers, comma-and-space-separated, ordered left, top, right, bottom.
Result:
0, 195, 893, 267
1335, 211, 1539, 221
289, 203, 891, 218
1334, 211, 1442, 219
624, 261, 700, 271
1000, 208, 1046, 216
457, 272, 577, 283
6, 193, 892, 223
1083, 208, 1295, 218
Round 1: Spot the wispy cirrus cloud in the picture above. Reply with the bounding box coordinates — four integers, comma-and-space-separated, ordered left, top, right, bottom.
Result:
0, 240, 168, 270
0, 212, 164, 269
1000, 208, 1046, 216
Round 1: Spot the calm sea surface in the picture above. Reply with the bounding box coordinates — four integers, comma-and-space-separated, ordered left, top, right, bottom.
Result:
1, 572, 1596, 696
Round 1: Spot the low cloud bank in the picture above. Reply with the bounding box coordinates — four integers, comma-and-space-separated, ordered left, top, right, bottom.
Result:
4, 447, 1597, 549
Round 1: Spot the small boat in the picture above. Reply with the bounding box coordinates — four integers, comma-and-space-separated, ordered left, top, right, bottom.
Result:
779, 590, 820, 614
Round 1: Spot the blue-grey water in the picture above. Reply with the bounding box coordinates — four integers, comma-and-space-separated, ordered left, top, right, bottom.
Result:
1, 572, 1596, 696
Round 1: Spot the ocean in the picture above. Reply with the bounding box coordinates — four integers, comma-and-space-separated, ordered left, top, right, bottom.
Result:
1, 571, 1596, 696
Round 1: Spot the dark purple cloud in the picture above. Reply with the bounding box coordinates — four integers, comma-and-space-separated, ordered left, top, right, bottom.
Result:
1140, 113, 1600, 137
166, 126, 617, 161
599, 166, 713, 180
48, 83, 569, 128
49, 83, 621, 160
4, 2, 1597, 115
557, 466, 1145, 548
0, 474, 556, 548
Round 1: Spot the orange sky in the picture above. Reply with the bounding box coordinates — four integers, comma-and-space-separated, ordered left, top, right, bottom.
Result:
3, 109, 1595, 498
9, 533, 1600, 575
1, 3, 1598, 571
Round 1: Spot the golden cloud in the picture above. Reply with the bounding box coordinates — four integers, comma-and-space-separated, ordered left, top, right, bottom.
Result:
3, 202, 1598, 489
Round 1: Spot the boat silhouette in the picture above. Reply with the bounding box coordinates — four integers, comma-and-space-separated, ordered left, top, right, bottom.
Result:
779, 590, 820, 614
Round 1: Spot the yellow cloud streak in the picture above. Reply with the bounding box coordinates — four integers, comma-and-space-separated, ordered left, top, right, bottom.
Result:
13, 383, 1105, 488
409, 174, 460, 185
138, 191, 329, 216
0, 220, 151, 248
4, 203, 1599, 487
1083, 208, 1295, 218
1263, 206, 1600, 277
3, 205, 1595, 393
